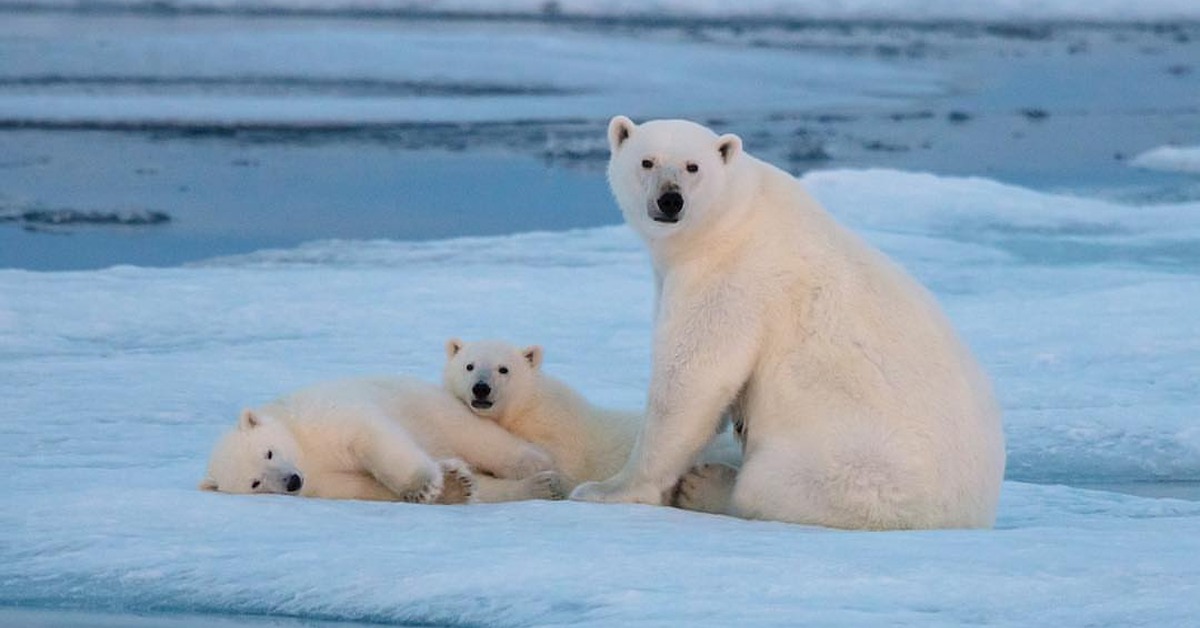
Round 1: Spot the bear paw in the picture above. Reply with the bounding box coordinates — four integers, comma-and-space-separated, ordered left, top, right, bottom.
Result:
673, 463, 739, 515
570, 478, 664, 505
525, 470, 568, 501
436, 458, 476, 505
401, 465, 445, 504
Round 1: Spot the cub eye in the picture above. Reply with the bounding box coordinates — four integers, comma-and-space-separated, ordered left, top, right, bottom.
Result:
466, 363, 475, 372
641, 159, 653, 169
686, 163, 699, 173
499, 366, 509, 375
251, 480, 261, 489
265, 450, 273, 460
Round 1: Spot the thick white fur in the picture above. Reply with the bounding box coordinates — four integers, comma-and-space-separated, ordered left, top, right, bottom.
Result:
570, 116, 1006, 530
443, 338, 741, 498
200, 376, 558, 504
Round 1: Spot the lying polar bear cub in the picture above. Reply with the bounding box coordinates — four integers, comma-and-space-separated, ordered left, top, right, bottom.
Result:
443, 338, 740, 504
200, 376, 562, 504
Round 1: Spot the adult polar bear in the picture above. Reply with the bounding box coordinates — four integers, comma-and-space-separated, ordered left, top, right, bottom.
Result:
570, 116, 1005, 529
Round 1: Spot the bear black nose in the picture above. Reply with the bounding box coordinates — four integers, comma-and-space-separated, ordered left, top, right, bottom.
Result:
285, 473, 302, 493
656, 191, 684, 218
472, 381, 491, 399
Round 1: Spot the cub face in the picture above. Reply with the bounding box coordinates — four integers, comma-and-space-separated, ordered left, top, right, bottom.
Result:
443, 338, 542, 421
199, 409, 304, 496
606, 115, 743, 241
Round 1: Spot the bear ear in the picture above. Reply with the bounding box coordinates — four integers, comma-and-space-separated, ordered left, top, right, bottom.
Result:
717, 133, 742, 164
608, 115, 635, 152
446, 338, 464, 359
522, 345, 544, 370
238, 408, 261, 431
198, 478, 219, 492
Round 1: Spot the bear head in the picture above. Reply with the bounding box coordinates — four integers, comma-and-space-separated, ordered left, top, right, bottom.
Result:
443, 338, 542, 422
199, 409, 305, 496
606, 115, 744, 242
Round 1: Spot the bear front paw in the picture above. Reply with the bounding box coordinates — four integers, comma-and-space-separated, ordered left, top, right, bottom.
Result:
569, 479, 663, 505
401, 466, 445, 504
436, 458, 476, 505
525, 470, 568, 501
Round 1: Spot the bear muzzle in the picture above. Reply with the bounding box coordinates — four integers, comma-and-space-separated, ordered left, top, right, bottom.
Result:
651, 190, 684, 223
470, 381, 494, 409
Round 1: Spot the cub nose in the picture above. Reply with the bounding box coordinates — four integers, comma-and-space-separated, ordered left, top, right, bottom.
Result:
472, 381, 491, 399
656, 191, 684, 218
285, 473, 302, 493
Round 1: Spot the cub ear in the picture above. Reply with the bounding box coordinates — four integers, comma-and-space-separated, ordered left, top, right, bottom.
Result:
717, 133, 742, 164
446, 338, 464, 359
238, 408, 261, 431
522, 345, 544, 370
608, 115, 636, 152
198, 478, 219, 492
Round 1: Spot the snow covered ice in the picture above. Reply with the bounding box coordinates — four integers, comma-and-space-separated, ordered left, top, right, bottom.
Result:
1131, 146, 1200, 175
3, 169, 1200, 625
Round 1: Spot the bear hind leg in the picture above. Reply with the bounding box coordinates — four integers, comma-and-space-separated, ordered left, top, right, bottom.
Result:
673, 462, 738, 515
730, 433, 925, 530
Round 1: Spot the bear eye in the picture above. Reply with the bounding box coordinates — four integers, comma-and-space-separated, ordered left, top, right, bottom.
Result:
499, 366, 509, 375
251, 480, 261, 489
686, 163, 699, 173
265, 450, 273, 460
641, 159, 654, 169
466, 363, 475, 372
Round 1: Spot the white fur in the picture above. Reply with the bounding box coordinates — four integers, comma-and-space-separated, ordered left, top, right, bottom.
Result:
570, 117, 1006, 530
200, 376, 559, 503
443, 338, 740, 498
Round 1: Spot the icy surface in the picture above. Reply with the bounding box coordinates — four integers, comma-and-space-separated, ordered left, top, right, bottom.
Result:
6, 0, 1200, 21
1131, 146, 1200, 175
2, 169, 1199, 624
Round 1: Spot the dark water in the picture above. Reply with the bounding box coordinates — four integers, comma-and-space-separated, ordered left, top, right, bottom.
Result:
0, 131, 612, 269
0, 607, 403, 628
1, 12, 1198, 270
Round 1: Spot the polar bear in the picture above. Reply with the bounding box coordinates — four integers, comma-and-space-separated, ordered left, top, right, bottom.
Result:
442, 338, 741, 499
570, 116, 1006, 529
200, 376, 561, 504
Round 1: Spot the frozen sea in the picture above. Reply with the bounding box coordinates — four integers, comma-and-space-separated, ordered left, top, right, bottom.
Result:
2, 2, 1200, 626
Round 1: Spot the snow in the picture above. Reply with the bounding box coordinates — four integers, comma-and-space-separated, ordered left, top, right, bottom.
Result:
2, 168, 1199, 624
1130, 146, 1200, 175
5, 0, 1200, 22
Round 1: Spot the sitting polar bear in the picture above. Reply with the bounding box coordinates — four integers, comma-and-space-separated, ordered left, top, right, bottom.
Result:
443, 338, 740, 500
200, 376, 561, 504
570, 116, 1006, 529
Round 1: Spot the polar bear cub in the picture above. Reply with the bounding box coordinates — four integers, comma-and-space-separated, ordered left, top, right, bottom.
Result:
442, 338, 740, 498
200, 376, 560, 503
570, 116, 1006, 529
